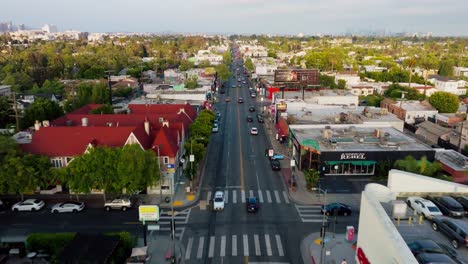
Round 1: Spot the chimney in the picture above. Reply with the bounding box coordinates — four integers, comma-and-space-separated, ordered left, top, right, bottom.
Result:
34, 120, 41, 131
144, 120, 150, 135
42, 120, 50, 127
162, 120, 169, 128
81, 117, 88, 127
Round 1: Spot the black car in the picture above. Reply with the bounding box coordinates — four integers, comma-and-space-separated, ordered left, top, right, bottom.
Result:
427, 196, 464, 217
249, 106, 255, 112
407, 240, 462, 264
270, 159, 281, 171
416, 253, 457, 264
321, 203, 352, 216
431, 217, 468, 248
452, 196, 468, 216
246, 197, 259, 213
220, 89, 225, 94
238, 98, 244, 103
246, 116, 253, 122
257, 117, 264, 123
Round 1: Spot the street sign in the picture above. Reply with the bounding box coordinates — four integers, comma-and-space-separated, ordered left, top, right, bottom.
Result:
268, 149, 274, 157
139, 205, 160, 222
147, 224, 160, 231
167, 164, 175, 169
189, 155, 195, 162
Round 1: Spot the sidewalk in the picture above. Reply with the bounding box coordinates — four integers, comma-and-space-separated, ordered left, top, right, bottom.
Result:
138, 235, 185, 264
301, 232, 357, 264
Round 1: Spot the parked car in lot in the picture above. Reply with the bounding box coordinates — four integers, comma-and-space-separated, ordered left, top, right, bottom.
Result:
51, 201, 85, 213
407, 240, 462, 264
270, 159, 281, 171
321, 203, 352, 216
427, 196, 464, 218
104, 198, 132, 211
213, 191, 225, 211
250, 127, 258, 135
452, 196, 468, 216
247, 197, 259, 212
431, 217, 468, 248
416, 253, 457, 264
406, 196, 443, 219
12, 199, 45, 212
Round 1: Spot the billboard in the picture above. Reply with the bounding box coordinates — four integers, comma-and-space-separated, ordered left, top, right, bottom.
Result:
274, 69, 319, 85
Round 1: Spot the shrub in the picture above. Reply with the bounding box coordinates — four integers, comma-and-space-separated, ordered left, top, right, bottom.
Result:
105, 232, 136, 264
26, 233, 75, 257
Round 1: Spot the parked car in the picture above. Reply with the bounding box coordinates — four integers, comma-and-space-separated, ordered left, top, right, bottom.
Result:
427, 196, 464, 217
321, 203, 352, 216
416, 253, 457, 264
212, 124, 219, 133
238, 97, 244, 103
249, 106, 255, 112
246, 116, 253, 122
250, 93, 257, 98
231, 84, 236, 88
270, 153, 284, 160
431, 217, 468, 248
257, 117, 264, 123
247, 197, 259, 212
452, 196, 468, 216
12, 199, 45, 212
213, 191, 225, 211
0, 199, 6, 211
51, 201, 85, 213
104, 199, 132, 211
270, 159, 281, 171
407, 240, 462, 263
406, 196, 443, 219
225, 97, 231, 102
250, 127, 258, 135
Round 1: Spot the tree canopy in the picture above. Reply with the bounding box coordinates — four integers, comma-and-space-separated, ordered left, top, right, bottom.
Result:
428, 91, 459, 113
21, 98, 64, 129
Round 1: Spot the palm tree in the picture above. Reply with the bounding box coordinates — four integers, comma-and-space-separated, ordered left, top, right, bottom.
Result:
403, 57, 418, 89
419, 54, 438, 97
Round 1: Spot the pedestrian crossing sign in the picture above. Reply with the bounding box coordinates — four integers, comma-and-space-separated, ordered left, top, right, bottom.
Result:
139, 205, 160, 222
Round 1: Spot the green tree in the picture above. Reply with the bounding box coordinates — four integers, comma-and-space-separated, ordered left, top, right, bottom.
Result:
90, 104, 114, 114
41, 79, 65, 96
337, 79, 347, 89
244, 58, 254, 72
197, 60, 211, 68
419, 54, 439, 88
179, 60, 195, 71
0, 96, 15, 129
384, 84, 423, 100
403, 57, 418, 89
438, 59, 455, 76
21, 98, 64, 129
113, 87, 133, 98
185, 76, 198, 89
319, 75, 337, 89
267, 50, 277, 59
359, 94, 384, 107
303, 169, 320, 189
394, 155, 443, 177
222, 50, 232, 65
428, 91, 459, 113
215, 64, 232, 82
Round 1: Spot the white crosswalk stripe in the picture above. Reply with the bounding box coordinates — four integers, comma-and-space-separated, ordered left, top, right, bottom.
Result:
206, 189, 293, 205
233, 190, 237, 203
225, 190, 229, 203
274, 190, 281, 203
241, 190, 246, 203
157, 208, 191, 239
258, 190, 264, 203
185, 233, 287, 259
266, 190, 272, 203
249, 190, 254, 197
295, 204, 324, 223
206, 191, 212, 204
282, 191, 290, 204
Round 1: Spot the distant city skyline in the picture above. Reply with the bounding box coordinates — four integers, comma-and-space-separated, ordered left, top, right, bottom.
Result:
1, 0, 468, 36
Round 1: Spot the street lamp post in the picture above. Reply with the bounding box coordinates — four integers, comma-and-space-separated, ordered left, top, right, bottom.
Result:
152, 145, 163, 204
190, 137, 204, 191
312, 187, 327, 264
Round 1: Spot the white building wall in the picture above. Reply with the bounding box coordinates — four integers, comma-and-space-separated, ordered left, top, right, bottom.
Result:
404, 110, 438, 124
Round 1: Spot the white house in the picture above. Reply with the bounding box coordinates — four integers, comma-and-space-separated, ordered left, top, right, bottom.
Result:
428, 75, 467, 95
194, 50, 223, 65
454, 66, 468, 77
349, 85, 375, 96
335, 71, 361, 87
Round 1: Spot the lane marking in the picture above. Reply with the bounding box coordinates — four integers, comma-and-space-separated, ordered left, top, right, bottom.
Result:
254, 234, 261, 256
185, 237, 193, 260
249, 190, 254, 197
274, 190, 281, 204
208, 236, 215, 258
258, 190, 264, 203
266, 190, 272, 203
233, 190, 237, 203
225, 191, 229, 204
241, 190, 246, 203
220, 235, 226, 257
236, 87, 245, 191
282, 191, 290, 204
197, 236, 204, 259
232, 235, 238, 256
243, 234, 249, 256
276, 235, 285, 257
265, 234, 272, 256
206, 191, 212, 204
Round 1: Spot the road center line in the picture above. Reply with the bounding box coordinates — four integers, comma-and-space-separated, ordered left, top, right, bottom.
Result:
236, 87, 245, 191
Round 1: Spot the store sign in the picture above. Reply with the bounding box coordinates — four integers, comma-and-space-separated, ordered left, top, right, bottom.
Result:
139, 205, 159, 222
276, 103, 287, 112
340, 153, 366, 160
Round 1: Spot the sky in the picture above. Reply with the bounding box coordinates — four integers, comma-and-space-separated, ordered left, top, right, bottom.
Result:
2, 0, 468, 36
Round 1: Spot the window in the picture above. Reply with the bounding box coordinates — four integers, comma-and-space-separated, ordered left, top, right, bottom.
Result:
163, 157, 169, 164
51, 159, 63, 168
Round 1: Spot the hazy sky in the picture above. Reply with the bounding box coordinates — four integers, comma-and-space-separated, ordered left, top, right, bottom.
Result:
2, 0, 468, 36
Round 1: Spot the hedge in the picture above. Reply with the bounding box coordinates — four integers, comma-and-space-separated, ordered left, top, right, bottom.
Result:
26, 233, 76, 257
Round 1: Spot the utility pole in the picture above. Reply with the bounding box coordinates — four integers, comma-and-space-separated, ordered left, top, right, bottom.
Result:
9, 92, 21, 132
104, 70, 114, 106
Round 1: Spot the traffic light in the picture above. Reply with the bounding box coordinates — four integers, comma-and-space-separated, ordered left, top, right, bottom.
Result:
264, 149, 269, 157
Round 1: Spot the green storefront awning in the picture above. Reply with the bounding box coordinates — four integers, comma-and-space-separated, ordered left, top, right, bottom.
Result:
326, 161, 376, 166
302, 139, 320, 151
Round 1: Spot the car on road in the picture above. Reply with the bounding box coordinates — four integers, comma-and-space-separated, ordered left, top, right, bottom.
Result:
238, 97, 244, 103
321, 203, 352, 216
220, 89, 225, 94
257, 116, 264, 123
407, 240, 461, 263
406, 196, 443, 219
12, 199, 45, 212
51, 201, 85, 213
250, 127, 258, 135
231, 84, 236, 88
431, 217, 468, 248
212, 124, 219, 133
213, 191, 225, 211
250, 93, 257, 98
270, 153, 284, 160
225, 97, 231, 102
237, 84, 241, 88
249, 106, 255, 112
247, 197, 259, 212
416, 253, 457, 264
243, 81, 247, 84
427, 196, 464, 218
246, 116, 253, 122
270, 159, 281, 171
104, 198, 132, 211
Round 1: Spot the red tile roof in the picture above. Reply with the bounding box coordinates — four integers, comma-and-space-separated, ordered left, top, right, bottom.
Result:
151, 127, 179, 157
128, 104, 197, 121
21, 126, 148, 157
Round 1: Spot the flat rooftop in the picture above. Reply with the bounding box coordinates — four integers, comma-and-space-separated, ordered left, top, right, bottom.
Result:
435, 149, 468, 171
381, 199, 468, 262
395, 101, 437, 112
291, 125, 433, 152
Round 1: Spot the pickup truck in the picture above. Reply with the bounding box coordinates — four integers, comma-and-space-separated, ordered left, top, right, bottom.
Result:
104, 198, 132, 211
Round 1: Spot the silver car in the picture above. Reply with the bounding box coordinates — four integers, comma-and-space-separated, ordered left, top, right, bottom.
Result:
51, 201, 85, 213
12, 199, 45, 212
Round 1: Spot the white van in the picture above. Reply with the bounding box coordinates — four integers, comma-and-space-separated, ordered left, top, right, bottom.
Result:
213, 191, 225, 211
